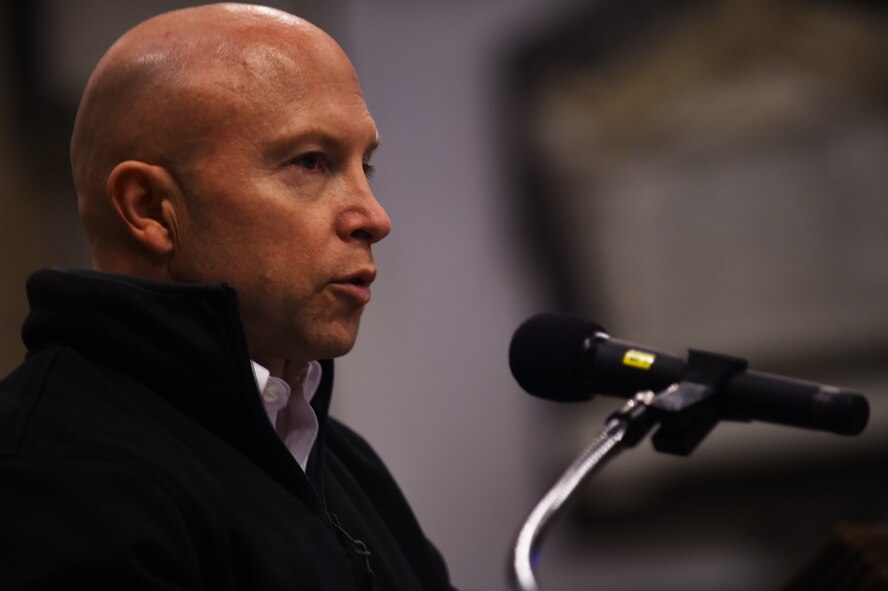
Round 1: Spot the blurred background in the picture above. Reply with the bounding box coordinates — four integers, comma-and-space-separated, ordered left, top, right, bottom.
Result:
1, 1, 886, 590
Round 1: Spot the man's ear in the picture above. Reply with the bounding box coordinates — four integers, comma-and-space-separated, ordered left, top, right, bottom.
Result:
106, 161, 182, 256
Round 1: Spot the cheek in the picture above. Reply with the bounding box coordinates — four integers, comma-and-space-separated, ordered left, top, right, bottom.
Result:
247, 233, 319, 290
177, 210, 266, 287
181, 175, 335, 284
261, 210, 332, 266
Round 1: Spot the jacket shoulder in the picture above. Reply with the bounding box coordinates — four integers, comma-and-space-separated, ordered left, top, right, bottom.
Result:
0, 346, 66, 452
0, 451, 206, 589
0, 347, 234, 589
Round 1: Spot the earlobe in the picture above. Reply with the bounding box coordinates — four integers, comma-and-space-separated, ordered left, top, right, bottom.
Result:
107, 161, 180, 256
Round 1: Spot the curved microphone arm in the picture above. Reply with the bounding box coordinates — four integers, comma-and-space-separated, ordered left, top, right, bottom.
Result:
508, 392, 656, 591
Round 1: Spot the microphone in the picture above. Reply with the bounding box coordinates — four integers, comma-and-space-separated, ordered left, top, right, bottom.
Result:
509, 313, 869, 436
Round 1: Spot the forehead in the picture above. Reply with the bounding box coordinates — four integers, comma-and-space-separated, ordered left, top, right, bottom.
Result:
195, 29, 353, 96
240, 42, 299, 78
184, 35, 376, 155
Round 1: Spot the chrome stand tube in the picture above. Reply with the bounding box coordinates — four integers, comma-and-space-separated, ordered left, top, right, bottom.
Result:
509, 393, 654, 591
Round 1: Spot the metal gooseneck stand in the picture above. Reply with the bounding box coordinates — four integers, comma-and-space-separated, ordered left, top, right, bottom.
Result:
509, 391, 658, 591
509, 351, 750, 591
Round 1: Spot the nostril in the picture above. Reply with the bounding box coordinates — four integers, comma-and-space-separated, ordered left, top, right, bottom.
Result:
351, 229, 373, 242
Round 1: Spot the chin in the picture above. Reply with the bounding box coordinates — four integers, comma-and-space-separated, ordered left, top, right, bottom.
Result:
308, 340, 356, 361
306, 323, 360, 360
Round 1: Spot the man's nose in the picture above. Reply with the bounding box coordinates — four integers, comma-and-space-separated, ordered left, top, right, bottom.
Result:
338, 175, 392, 245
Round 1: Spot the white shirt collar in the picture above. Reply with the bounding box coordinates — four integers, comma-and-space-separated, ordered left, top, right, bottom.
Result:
250, 360, 322, 472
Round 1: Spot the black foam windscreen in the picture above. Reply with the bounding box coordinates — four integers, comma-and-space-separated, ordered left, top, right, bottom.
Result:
508, 313, 603, 402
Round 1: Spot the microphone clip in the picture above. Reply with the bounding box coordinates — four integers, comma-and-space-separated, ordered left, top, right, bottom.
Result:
646, 350, 748, 456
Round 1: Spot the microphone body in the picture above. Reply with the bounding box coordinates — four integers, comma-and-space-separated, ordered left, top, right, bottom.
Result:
510, 314, 869, 436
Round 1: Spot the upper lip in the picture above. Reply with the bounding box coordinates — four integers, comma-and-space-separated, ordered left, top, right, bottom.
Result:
333, 268, 377, 287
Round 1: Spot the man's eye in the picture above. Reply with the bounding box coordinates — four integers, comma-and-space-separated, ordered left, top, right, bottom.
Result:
364, 163, 376, 180
295, 153, 322, 170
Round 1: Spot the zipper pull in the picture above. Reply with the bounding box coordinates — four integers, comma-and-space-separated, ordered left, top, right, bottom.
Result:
327, 511, 377, 590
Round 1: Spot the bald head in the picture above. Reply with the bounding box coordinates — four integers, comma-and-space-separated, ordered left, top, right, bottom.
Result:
70, 3, 389, 368
71, 3, 355, 273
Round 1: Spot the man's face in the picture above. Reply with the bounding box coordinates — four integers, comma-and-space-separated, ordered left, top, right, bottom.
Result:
171, 35, 391, 370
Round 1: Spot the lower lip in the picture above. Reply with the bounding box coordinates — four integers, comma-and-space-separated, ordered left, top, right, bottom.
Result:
329, 282, 372, 304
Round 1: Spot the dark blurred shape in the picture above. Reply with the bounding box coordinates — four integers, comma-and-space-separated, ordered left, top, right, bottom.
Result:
501, 0, 699, 313
502, 0, 888, 350
782, 524, 888, 591
4, 0, 74, 167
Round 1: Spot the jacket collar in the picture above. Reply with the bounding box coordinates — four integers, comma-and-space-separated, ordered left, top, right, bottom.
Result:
23, 268, 332, 504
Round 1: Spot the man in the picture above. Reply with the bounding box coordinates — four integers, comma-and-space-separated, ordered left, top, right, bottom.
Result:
0, 4, 455, 589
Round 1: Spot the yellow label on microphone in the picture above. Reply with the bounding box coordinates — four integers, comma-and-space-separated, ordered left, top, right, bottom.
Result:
623, 349, 655, 370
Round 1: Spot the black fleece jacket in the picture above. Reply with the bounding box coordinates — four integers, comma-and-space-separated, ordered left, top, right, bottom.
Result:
0, 269, 455, 591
